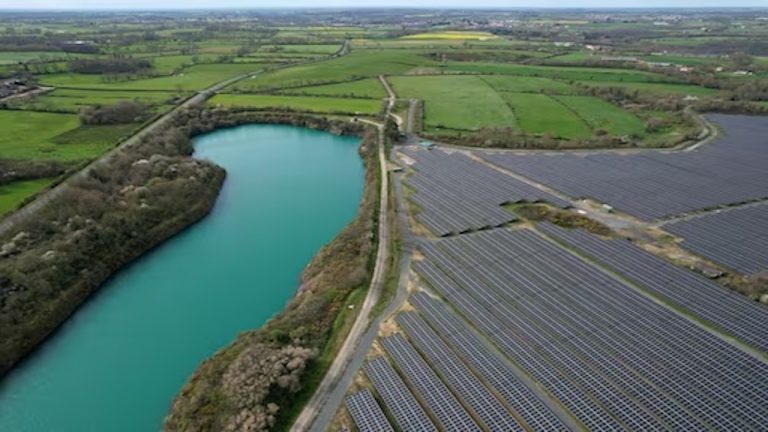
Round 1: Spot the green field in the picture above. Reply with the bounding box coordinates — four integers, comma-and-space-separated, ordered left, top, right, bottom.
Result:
275, 78, 386, 99
389, 75, 516, 131
502, 93, 591, 139
40, 63, 266, 91
401, 31, 499, 40
0, 111, 80, 160
15, 88, 180, 113
230, 50, 433, 92
209, 94, 382, 115
481, 75, 576, 94
258, 44, 341, 54
0, 178, 56, 216
0, 111, 134, 161
0, 51, 69, 64
147, 55, 218, 74
439, 62, 670, 83
555, 95, 646, 136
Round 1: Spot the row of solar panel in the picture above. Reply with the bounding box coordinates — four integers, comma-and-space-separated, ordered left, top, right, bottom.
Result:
664, 203, 768, 275
412, 227, 768, 431
538, 222, 768, 351
350, 297, 570, 431
479, 114, 768, 221
400, 147, 568, 236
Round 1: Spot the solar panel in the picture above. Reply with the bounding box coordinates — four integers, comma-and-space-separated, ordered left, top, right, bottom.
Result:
478, 114, 768, 221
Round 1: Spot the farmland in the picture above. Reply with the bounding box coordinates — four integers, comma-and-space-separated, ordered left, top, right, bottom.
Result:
210, 94, 382, 115
0, 110, 82, 160
389, 75, 516, 131
2, 8, 768, 432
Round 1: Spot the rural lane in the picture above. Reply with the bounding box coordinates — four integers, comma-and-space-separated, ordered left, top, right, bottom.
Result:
290, 118, 391, 432
291, 76, 398, 432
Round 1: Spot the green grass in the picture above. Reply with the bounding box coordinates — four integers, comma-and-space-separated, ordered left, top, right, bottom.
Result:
0, 110, 136, 161
258, 44, 341, 54
275, 78, 386, 99
40, 63, 266, 91
229, 50, 434, 92
209, 94, 382, 115
148, 55, 213, 74
636, 54, 717, 66
481, 75, 576, 94
15, 88, 180, 113
501, 93, 591, 139
0, 111, 81, 160
544, 52, 594, 63
555, 95, 646, 136
51, 123, 138, 148
0, 51, 69, 64
0, 178, 56, 216
401, 31, 499, 40
439, 62, 670, 83
389, 75, 515, 131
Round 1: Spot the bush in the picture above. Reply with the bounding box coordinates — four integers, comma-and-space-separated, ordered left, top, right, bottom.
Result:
68, 57, 151, 75
79, 101, 148, 125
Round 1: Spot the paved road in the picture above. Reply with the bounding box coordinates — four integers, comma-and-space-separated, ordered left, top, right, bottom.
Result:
0, 40, 351, 238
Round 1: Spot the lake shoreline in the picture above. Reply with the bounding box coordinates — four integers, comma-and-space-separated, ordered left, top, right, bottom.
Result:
0, 108, 377, 432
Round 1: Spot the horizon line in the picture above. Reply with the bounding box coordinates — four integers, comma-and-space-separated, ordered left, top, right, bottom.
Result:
2, 6, 768, 12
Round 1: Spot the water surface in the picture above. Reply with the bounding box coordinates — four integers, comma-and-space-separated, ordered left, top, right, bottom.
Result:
0, 124, 363, 431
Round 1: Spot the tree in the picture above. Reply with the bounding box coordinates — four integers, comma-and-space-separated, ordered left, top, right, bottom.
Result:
730, 52, 754, 69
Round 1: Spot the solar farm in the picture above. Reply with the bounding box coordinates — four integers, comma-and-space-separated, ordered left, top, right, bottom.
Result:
663, 204, 768, 275
344, 227, 768, 432
338, 113, 768, 432
480, 114, 768, 221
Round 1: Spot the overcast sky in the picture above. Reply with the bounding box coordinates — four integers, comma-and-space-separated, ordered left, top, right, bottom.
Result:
1, 0, 767, 10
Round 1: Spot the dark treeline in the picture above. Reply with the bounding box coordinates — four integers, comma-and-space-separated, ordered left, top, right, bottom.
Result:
0, 109, 226, 378
79, 101, 149, 125
68, 56, 151, 75
0, 159, 69, 185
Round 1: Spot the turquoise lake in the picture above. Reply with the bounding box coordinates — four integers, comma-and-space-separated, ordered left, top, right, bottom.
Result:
0, 125, 364, 431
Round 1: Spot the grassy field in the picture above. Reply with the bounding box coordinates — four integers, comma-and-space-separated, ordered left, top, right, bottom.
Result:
0, 111, 134, 161
229, 50, 433, 92
40, 63, 266, 91
0, 178, 56, 216
401, 31, 499, 40
555, 95, 646, 136
275, 78, 386, 99
481, 75, 576, 94
209, 94, 382, 115
14, 88, 180, 113
389, 75, 516, 131
439, 62, 670, 83
0, 111, 80, 160
258, 44, 341, 54
0, 51, 69, 64
501, 93, 591, 139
